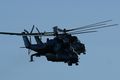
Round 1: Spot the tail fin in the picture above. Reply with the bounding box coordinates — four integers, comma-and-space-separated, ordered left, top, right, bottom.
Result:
22, 33, 31, 48
34, 36, 43, 45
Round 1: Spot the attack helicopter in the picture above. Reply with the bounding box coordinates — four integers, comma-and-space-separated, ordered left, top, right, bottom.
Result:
0, 20, 118, 66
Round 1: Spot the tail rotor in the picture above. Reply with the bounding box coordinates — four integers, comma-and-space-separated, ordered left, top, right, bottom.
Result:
24, 25, 35, 55
36, 27, 42, 40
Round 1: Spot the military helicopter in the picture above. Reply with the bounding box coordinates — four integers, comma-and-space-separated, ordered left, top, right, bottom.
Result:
0, 20, 118, 66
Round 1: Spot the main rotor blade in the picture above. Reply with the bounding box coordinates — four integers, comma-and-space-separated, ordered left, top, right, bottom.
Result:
66, 20, 112, 32
70, 30, 97, 35
0, 32, 24, 35
0, 32, 54, 36
72, 24, 118, 32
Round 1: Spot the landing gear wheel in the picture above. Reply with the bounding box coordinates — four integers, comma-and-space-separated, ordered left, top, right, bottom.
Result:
75, 63, 79, 66
68, 62, 72, 66
30, 59, 34, 62
83, 52, 86, 55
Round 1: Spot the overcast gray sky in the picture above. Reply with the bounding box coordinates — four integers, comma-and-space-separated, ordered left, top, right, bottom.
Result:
0, 0, 120, 80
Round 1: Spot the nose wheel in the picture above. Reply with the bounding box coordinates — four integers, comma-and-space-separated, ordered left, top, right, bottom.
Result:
68, 62, 72, 66
68, 62, 79, 66
75, 62, 79, 66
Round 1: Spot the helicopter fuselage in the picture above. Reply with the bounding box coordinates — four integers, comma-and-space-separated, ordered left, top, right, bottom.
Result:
22, 32, 85, 66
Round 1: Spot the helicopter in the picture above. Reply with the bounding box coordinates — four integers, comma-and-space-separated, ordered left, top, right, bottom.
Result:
0, 20, 118, 66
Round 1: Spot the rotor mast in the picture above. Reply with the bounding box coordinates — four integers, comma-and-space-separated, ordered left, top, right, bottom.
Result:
53, 26, 58, 36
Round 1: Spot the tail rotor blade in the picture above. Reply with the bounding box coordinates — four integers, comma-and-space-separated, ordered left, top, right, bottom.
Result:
28, 49, 31, 55
30, 25, 35, 33
24, 29, 29, 33
29, 25, 35, 47
36, 27, 42, 39
36, 27, 40, 33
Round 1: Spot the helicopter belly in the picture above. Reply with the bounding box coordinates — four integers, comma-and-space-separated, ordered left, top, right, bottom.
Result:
46, 53, 67, 62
